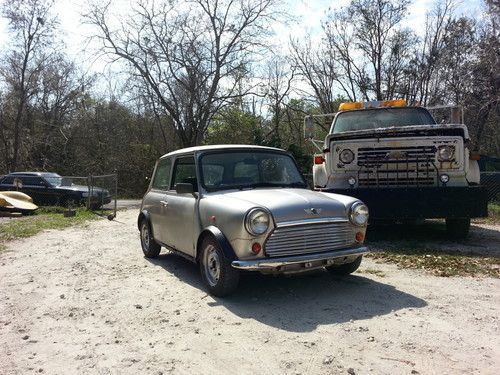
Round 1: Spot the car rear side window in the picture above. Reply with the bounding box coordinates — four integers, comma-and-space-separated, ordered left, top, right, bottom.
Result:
171, 156, 198, 192
152, 158, 172, 190
20, 176, 45, 186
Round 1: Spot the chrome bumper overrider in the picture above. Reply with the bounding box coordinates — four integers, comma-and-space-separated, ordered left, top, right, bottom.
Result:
231, 246, 368, 271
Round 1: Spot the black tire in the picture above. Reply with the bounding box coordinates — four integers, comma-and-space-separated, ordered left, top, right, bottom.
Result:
139, 219, 161, 258
326, 256, 362, 276
199, 236, 240, 297
445, 218, 470, 239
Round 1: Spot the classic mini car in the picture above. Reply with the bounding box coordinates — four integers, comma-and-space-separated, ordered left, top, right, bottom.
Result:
138, 145, 369, 296
0, 172, 111, 209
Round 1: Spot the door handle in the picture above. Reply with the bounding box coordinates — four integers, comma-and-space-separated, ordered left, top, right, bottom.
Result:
160, 200, 168, 207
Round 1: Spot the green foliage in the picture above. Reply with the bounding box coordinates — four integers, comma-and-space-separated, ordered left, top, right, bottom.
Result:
204, 106, 263, 145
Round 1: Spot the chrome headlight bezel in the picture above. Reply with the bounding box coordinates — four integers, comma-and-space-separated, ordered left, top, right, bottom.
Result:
245, 208, 271, 236
438, 145, 455, 161
339, 149, 355, 164
349, 202, 369, 226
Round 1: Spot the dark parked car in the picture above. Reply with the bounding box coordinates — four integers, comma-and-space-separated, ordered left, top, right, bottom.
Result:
478, 156, 500, 202
0, 172, 111, 208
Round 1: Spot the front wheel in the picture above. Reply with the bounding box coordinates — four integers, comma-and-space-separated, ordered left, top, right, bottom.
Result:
140, 220, 161, 258
199, 237, 240, 297
326, 256, 362, 275
446, 218, 470, 239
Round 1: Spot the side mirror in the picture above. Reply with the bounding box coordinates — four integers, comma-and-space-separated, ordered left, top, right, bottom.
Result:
175, 183, 194, 194
304, 116, 315, 139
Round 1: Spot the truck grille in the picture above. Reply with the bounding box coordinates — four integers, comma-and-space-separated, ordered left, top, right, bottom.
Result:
357, 146, 437, 187
264, 221, 353, 258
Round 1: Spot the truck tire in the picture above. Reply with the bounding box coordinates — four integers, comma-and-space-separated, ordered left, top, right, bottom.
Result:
445, 218, 470, 239
326, 256, 362, 275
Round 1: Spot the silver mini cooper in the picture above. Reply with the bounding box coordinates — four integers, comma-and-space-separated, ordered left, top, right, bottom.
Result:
138, 145, 369, 296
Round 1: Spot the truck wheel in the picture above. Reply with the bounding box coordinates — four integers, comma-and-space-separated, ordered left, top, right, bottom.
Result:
199, 236, 240, 297
326, 256, 362, 275
140, 219, 161, 258
445, 218, 471, 239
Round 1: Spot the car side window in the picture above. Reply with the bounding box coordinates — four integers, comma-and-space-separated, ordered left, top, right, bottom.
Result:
20, 176, 45, 186
171, 156, 198, 192
151, 158, 172, 190
1, 176, 14, 184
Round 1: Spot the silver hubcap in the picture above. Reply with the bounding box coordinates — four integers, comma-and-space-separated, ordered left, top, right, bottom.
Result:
204, 245, 220, 287
141, 223, 150, 248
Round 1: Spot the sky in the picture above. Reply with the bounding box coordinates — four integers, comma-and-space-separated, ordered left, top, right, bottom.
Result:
0, 0, 485, 77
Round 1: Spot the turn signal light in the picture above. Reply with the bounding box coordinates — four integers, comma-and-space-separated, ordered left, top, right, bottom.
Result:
251, 242, 261, 254
314, 155, 325, 164
469, 153, 480, 160
355, 232, 364, 242
382, 99, 407, 107
339, 102, 363, 111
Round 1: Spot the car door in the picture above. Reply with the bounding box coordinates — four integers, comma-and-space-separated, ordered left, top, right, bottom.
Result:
163, 155, 198, 257
144, 157, 173, 245
20, 176, 49, 203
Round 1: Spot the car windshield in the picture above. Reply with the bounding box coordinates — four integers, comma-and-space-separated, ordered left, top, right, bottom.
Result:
200, 151, 306, 192
44, 176, 63, 186
332, 107, 436, 134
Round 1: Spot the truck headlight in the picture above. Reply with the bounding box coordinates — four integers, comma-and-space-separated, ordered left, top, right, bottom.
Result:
349, 202, 369, 226
245, 208, 270, 235
438, 145, 455, 161
339, 149, 355, 164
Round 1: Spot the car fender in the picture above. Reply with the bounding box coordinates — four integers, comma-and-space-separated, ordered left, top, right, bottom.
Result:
137, 210, 152, 232
197, 226, 237, 263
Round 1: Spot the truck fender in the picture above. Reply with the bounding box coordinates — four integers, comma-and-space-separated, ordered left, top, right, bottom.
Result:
196, 226, 237, 263
313, 163, 328, 188
466, 160, 480, 184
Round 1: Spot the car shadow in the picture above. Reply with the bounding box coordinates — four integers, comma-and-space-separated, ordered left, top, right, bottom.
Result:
147, 253, 427, 333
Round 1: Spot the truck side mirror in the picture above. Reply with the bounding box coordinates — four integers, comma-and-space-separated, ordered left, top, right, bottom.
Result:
304, 116, 315, 139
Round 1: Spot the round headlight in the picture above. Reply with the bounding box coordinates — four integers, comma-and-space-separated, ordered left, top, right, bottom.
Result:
245, 208, 270, 235
339, 149, 355, 164
350, 202, 369, 226
438, 145, 455, 161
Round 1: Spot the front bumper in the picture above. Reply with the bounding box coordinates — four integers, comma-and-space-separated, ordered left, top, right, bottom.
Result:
322, 186, 488, 219
231, 246, 368, 273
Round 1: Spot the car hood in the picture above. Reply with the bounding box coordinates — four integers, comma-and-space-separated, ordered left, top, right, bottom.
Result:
215, 188, 357, 224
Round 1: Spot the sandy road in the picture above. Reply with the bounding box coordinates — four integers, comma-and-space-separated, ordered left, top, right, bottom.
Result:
0, 209, 499, 374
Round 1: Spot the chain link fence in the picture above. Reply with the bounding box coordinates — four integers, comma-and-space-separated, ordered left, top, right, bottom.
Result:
481, 171, 500, 203
60, 174, 118, 219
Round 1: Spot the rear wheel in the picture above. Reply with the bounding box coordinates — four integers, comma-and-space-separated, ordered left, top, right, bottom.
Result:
326, 256, 362, 276
445, 218, 470, 239
199, 237, 239, 297
140, 219, 161, 258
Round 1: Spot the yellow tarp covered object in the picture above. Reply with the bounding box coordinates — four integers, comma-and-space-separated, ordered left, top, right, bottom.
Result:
0, 191, 38, 212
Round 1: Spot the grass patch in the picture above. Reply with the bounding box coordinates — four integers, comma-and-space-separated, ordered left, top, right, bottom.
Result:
473, 202, 500, 225
368, 249, 500, 278
0, 207, 98, 243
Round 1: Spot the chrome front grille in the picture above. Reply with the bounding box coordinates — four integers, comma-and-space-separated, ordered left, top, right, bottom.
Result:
264, 221, 354, 258
357, 145, 437, 187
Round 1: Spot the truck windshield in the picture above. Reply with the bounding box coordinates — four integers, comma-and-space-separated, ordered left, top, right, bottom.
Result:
200, 151, 306, 192
332, 107, 436, 134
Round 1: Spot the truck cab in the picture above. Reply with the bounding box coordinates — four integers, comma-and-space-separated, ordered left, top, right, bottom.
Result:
307, 99, 488, 238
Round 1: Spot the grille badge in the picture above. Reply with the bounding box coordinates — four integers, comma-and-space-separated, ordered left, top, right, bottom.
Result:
386, 150, 407, 160
305, 208, 322, 215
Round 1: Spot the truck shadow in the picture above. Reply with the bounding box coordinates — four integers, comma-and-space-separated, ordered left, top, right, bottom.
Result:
147, 254, 427, 332
367, 220, 500, 257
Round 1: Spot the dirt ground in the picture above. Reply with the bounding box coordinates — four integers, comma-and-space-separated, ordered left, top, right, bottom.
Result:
1, 209, 499, 375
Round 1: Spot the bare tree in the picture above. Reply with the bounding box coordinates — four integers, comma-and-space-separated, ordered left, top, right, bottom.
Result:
85, 0, 277, 147
0, 0, 58, 171
262, 55, 295, 144
290, 36, 339, 114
